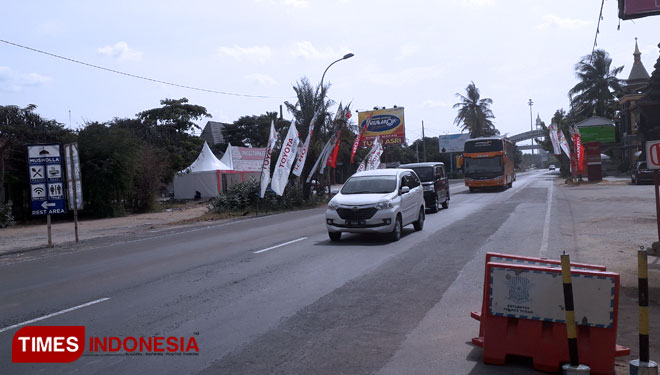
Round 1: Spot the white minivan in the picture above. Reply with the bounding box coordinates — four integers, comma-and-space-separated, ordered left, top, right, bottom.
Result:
325, 169, 425, 242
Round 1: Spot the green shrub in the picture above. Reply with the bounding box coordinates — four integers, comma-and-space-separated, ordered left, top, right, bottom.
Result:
210, 178, 314, 213
0, 201, 16, 228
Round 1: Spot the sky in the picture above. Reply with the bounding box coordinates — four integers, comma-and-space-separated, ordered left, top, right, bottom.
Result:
1, 0, 659, 148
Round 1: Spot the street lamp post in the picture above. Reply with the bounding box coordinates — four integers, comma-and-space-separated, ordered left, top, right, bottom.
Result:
528, 99, 534, 157
320, 53, 354, 96
316, 53, 354, 189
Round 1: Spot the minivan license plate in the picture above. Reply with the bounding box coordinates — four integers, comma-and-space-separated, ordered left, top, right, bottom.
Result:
346, 219, 365, 226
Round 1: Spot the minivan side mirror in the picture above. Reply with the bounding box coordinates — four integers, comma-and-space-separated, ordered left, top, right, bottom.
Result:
331, 188, 339, 195
400, 186, 410, 194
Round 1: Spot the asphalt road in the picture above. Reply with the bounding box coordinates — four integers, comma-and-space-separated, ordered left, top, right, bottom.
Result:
1, 170, 572, 374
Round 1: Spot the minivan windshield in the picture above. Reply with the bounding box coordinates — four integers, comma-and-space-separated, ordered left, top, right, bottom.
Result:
409, 167, 433, 182
341, 175, 397, 194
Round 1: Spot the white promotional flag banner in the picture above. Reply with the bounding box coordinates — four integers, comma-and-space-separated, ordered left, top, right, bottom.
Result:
558, 130, 571, 158
367, 142, 383, 170
292, 111, 320, 177
305, 140, 333, 183
319, 131, 341, 175
548, 123, 561, 156
259, 120, 279, 198
365, 137, 383, 170
356, 159, 366, 173
271, 121, 300, 196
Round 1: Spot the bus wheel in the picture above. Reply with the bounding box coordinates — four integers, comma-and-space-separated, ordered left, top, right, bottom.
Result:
469, 187, 475, 193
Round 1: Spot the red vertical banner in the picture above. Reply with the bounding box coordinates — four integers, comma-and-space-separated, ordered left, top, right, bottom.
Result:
573, 133, 584, 174
327, 130, 342, 168
350, 117, 370, 164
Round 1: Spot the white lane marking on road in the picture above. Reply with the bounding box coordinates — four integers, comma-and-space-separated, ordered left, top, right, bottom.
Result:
539, 180, 554, 258
1, 209, 324, 267
254, 237, 307, 254
0, 298, 110, 334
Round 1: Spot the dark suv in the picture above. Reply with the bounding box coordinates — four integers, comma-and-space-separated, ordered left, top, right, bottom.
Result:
631, 161, 654, 185
399, 162, 450, 212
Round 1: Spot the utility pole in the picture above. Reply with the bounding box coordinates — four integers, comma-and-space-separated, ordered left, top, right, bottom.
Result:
422, 121, 427, 162
528, 99, 534, 156
416, 142, 420, 163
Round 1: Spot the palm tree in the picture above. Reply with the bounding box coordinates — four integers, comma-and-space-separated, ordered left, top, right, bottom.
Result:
283, 77, 335, 188
568, 49, 623, 120
453, 82, 498, 138
284, 77, 333, 137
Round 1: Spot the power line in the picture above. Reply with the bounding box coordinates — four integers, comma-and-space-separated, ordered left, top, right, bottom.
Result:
591, 0, 606, 60
0, 38, 295, 99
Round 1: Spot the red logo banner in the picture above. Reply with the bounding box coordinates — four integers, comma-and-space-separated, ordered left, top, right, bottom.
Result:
13, 326, 85, 363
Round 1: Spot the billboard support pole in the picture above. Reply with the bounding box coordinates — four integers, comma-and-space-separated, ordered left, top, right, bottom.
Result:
449, 152, 453, 173
47, 214, 53, 248
655, 170, 660, 244
68, 145, 79, 243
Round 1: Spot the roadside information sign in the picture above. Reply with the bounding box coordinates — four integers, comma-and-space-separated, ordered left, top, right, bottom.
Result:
647, 140, 660, 243
28, 144, 67, 216
646, 140, 660, 169
64, 143, 83, 210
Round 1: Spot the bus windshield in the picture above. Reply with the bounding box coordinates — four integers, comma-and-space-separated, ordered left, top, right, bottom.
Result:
464, 156, 503, 175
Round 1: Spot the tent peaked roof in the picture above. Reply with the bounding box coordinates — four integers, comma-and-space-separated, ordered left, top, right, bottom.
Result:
179, 142, 229, 173
219, 142, 234, 170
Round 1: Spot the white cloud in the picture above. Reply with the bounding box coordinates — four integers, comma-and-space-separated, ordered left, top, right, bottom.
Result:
38, 20, 66, 37
289, 41, 348, 60
397, 43, 421, 61
366, 65, 445, 86
536, 15, 590, 30
283, 0, 309, 7
255, 0, 310, 8
97, 42, 143, 62
246, 73, 277, 85
217, 45, 272, 64
460, 0, 495, 8
421, 99, 451, 109
0, 66, 51, 92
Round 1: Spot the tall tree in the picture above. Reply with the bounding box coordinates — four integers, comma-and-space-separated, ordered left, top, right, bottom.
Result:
284, 77, 337, 188
78, 122, 140, 217
568, 49, 624, 120
221, 112, 288, 147
1, 105, 74, 218
453, 82, 498, 138
137, 97, 211, 135
134, 98, 209, 178
284, 77, 333, 138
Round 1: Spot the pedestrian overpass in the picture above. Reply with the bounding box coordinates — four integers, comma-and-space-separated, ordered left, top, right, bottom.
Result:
508, 129, 544, 151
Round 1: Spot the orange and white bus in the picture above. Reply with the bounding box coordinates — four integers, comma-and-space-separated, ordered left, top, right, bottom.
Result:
463, 136, 515, 192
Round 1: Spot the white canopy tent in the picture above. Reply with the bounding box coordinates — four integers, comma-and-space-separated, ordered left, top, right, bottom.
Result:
173, 142, 263, 199
173, 142, 230, 199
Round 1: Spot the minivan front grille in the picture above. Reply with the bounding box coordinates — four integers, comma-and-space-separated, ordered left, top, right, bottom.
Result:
337, 207, 378, 220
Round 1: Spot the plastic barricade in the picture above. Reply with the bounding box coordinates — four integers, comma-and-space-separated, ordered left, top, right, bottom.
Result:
471, 252, 607, 345
472, 258, 629, 375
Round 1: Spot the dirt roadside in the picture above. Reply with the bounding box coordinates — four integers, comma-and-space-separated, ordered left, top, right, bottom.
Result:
0, 203, 210, 255
557, 178, 660, 374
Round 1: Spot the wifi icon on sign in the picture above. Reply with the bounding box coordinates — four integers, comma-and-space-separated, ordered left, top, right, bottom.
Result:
34, 187, 45, 194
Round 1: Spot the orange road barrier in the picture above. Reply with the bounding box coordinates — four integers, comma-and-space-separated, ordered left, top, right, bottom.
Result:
471, 253, 629, 375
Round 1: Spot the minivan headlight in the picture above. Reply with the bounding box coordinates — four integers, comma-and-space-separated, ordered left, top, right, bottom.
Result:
328, 200, 339, 210
375, 199, 393, 209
